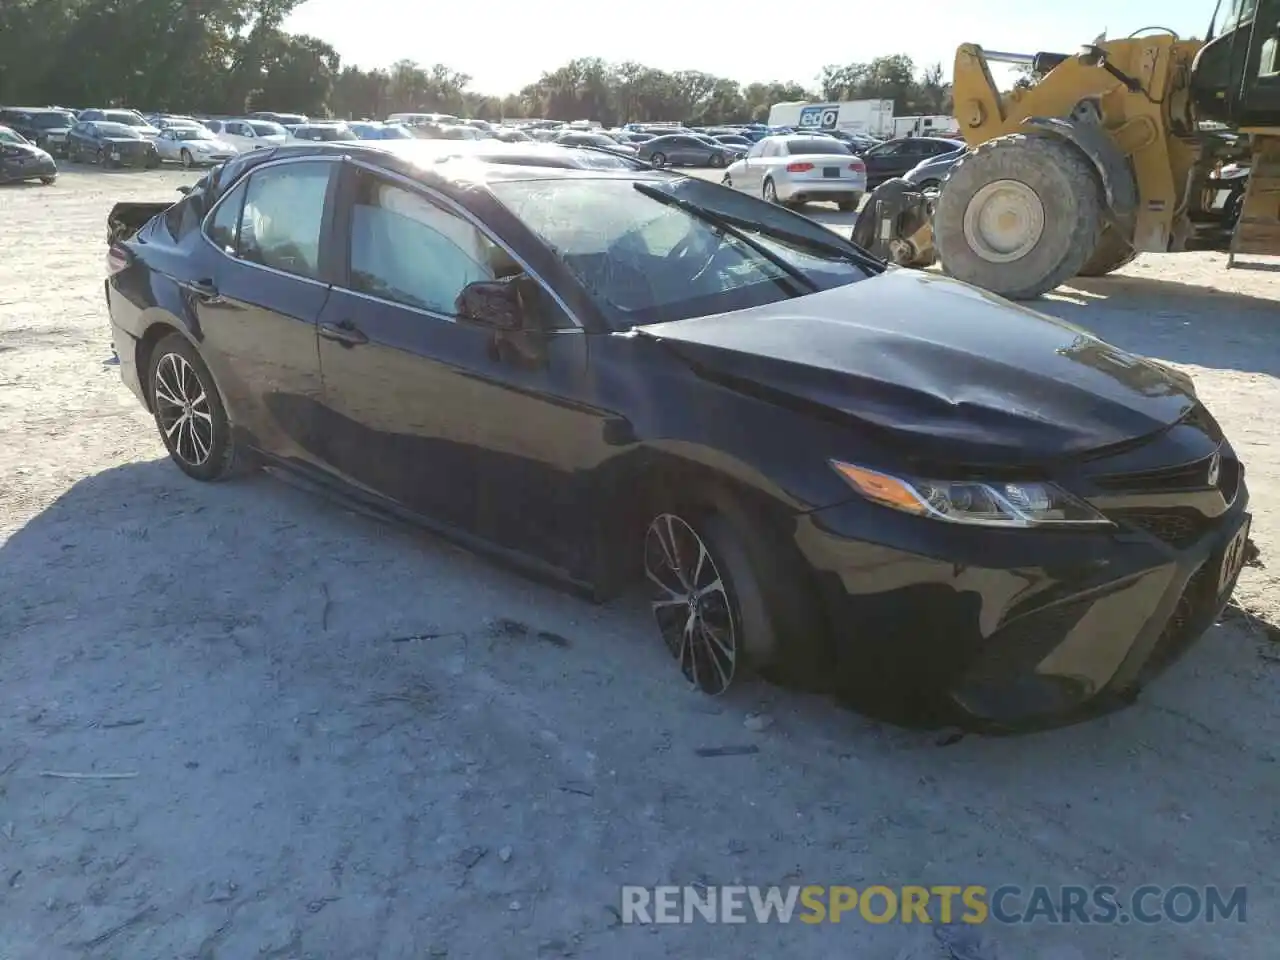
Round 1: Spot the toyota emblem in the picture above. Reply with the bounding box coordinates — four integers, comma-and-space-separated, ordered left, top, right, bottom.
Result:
1207, 452, 1221, 487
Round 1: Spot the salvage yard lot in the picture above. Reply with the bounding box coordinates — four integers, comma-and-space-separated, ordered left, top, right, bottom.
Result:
2, 165, 1280, 959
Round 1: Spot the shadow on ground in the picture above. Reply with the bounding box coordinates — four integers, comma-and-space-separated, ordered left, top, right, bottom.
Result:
2, 452, 1278, 957
1033, 274, 1280, 378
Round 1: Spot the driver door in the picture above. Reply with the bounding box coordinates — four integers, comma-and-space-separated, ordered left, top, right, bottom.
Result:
314, 164, 598, 574
1244, 0, 1280, 124
157, 129, 177, 161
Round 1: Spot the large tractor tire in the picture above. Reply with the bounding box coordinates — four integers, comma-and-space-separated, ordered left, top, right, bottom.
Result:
1077, 226, 1137, 276
933, 133, 1104, 300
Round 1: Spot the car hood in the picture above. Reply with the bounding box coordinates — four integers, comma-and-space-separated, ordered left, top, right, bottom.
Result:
636, 269, 1196, 466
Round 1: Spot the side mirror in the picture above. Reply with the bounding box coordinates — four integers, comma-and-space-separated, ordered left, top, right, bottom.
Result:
456, 279, 523, 329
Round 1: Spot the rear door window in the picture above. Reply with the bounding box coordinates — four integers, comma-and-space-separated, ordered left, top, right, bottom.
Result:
204, 180, 248, 253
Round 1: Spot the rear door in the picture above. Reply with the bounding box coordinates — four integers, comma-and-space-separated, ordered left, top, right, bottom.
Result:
188, 156, 338, 464
863, 140, 916, 185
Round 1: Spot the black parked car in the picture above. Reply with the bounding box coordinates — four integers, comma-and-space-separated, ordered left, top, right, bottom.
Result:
0, 124, 57, 184
68, 120, 160, 168
104, 141, 1251, 731
0, 107, 77, 157
860, 136, 967, 188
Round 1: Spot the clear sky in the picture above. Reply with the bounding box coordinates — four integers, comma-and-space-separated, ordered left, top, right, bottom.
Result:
283, 1, 1215, 96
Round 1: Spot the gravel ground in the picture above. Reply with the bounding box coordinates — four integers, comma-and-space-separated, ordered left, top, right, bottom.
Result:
2, 164, 1280, 960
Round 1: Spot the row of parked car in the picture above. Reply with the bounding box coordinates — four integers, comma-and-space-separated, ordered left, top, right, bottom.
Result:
1, 101, 968, 212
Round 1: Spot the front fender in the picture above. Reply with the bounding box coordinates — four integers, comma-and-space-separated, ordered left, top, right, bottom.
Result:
1020, 116, 1138, 230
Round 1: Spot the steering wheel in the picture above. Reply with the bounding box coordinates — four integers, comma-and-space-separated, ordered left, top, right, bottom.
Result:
664, 228, 725, 286
1128, 26, 1180, 39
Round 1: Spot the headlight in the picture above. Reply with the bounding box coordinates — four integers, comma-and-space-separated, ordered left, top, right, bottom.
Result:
830, 461, 1113, 528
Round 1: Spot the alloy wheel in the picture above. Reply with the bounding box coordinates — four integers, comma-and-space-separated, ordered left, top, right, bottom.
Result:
645, 513, 737, 695
763, 179, 777, 203
651, 152, 666, 167
181, 149, 193, 169
152, 352, 214, 467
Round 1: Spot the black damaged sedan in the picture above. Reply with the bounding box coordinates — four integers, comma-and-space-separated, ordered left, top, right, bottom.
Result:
105, 141, 1251, 730
0, 125, 57, 184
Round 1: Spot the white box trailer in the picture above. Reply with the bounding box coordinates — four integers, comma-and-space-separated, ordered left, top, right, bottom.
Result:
891, 114, 961, 137
767, 100, 895, 138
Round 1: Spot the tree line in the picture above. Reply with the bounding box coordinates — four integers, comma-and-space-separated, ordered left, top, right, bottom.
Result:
0, 0, 954, 124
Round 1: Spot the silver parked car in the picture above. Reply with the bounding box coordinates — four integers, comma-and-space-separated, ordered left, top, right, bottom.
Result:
722, 135, 868, 211
153, 125, 238, 168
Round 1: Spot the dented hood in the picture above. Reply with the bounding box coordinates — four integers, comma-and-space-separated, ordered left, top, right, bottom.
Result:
638, 270, 1195, 465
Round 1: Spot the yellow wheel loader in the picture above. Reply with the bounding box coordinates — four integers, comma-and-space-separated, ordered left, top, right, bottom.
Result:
851, 0, 1280, 299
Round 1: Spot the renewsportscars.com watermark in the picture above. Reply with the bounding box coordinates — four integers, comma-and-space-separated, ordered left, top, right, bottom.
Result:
619, 885, 1248, 925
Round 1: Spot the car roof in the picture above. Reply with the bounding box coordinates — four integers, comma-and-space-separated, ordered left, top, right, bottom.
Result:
208, 139, 670, 198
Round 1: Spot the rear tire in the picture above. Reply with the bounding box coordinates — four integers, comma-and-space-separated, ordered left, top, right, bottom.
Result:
650, 152, 666, 167
763, 178, 779, 204
838, 196, 859, 212
1077, 226, 1137, 276
40, 176, 55, 185
933, 133, 1103, 300
147, 334, 249, 482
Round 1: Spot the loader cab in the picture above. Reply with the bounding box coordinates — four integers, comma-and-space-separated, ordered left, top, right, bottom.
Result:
1191, 0, 1280, 127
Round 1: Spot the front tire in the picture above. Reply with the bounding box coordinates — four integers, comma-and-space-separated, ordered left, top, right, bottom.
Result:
644, 512, 766, 695
180, 148, 193, 169
933, 133, 1103, 300
148, 334, 246, 482
40, 176, 55, 185
97, 147, 111, 168
709, 153, 725, 168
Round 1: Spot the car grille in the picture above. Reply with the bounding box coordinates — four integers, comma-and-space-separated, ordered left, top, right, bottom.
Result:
1108, 508, 1210, 548
1093, 449, 1240, 502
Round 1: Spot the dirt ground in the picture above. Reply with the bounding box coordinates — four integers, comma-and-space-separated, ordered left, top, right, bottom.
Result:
2, 164, 1280, 960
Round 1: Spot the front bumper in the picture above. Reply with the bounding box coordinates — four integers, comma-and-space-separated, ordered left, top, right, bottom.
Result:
794, 474, 1251, 732
105, 148, 157, 168
0, 157, 57, 182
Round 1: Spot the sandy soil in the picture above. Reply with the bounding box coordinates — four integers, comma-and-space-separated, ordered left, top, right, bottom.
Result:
1, 164, 1279, 960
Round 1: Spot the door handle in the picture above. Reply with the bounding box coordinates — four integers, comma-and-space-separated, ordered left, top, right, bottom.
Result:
180, 278, 222, 303
318, 320, 369, 346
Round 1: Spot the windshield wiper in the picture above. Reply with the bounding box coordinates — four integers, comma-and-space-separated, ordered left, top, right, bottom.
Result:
634, 181, 883, 273
632, 182, 817, 293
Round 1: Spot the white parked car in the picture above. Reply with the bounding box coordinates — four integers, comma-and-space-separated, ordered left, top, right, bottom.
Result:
722, 134, 867, 211
153, 126, 238, 167
200, 118, 289, 153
